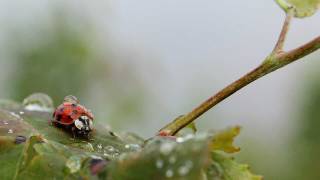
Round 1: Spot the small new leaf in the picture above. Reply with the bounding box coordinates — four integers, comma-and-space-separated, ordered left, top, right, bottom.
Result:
275, 0, 320, 18
210, 126, 241, 153
206, 152, 263, 180
187, 122, 198, 133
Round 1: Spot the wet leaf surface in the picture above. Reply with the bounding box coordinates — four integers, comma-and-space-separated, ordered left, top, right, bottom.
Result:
206, 152, 263, 180
106, 137, 211, 180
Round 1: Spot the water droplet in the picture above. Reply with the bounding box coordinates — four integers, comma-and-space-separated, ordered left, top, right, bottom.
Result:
66, 156, 82, 173
156, 159, 164, 169
86, 143, 94, 152
3, 121, 8, 125
90, 155, 103, 160
124, 144, 141, 151
184, 134, 194, 141
10, 112, 21, 119
105, 145, 115, 152
23, 93, 54, 112
118, 154, 128, 161
176, 134, 194, 143
165, 169, 174, 178
160, 142, 175, 155
97, 144, 102, 149
169, 156, 176, 164
24, 104, 53, 112
178, 160, 193, 176
113, 152, 120, 157
176, 137, 184, 143
19, 111, 25, 115
8, 129, 13, 134
178, 166, 189, 176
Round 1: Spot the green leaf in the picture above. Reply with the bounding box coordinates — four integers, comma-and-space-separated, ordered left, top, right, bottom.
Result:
0, 94, 262, 179
106, 136, 212, 180
275, 0, 320, 18
210, 126, 241, 153
206, 152, 263, 180
14, 135, 98, 179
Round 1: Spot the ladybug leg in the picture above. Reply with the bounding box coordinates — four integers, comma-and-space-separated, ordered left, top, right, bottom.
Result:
71, 126, 76, 139
87, 132, 92, 140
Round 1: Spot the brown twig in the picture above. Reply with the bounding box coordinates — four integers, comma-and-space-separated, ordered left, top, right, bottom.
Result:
159, 13, 320, 136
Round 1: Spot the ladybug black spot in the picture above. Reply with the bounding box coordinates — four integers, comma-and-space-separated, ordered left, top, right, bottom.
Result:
55, 115, 62, 122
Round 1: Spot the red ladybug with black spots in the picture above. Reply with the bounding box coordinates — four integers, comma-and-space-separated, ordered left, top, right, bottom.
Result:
52, 95, 94, 138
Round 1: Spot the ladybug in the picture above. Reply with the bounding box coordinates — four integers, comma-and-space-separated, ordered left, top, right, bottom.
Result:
52, 95, 94, 138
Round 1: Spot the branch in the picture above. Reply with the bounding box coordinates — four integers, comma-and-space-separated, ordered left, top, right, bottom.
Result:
278, 35, 320, 65
159, 14, 320, 136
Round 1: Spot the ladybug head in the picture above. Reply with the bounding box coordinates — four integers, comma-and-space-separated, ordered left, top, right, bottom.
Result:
64, 95, 79, 104
74, 115, 93, 136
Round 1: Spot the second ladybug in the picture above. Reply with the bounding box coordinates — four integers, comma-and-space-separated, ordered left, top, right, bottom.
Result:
52, 95, 94, 138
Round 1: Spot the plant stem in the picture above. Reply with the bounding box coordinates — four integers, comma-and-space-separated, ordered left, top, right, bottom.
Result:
279, 36, 320, 65
159, 14, 320, 136
272, 12, 293, 53
274, 0, 293, 13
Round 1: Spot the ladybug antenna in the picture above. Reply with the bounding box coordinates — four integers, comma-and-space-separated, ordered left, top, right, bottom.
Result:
64, 95, 79, 104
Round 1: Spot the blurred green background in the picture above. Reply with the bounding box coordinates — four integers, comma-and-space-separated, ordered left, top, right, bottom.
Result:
0, 1, 319, 179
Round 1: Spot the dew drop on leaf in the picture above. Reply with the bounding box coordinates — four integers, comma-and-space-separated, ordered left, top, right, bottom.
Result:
178, 160, 193, 176
22, 93, 54, 112
169, 155, 176, 164
156, 159, 164, 169
160, 142, 175, 155
176, 137, 184, 143
97, 144, 102, 149
165, 169, 174, 178
105, 145, 115, 152
124, 143, 141, 151
10, 112, 21, 119
66, 156, 82, 174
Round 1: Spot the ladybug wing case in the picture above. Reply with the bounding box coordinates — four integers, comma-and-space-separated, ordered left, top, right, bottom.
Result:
53, 103, 76, 125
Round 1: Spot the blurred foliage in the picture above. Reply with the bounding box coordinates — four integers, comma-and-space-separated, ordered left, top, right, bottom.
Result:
8, 14, 95, 104
5, 9, 147, 129
290, 67, 320, 180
